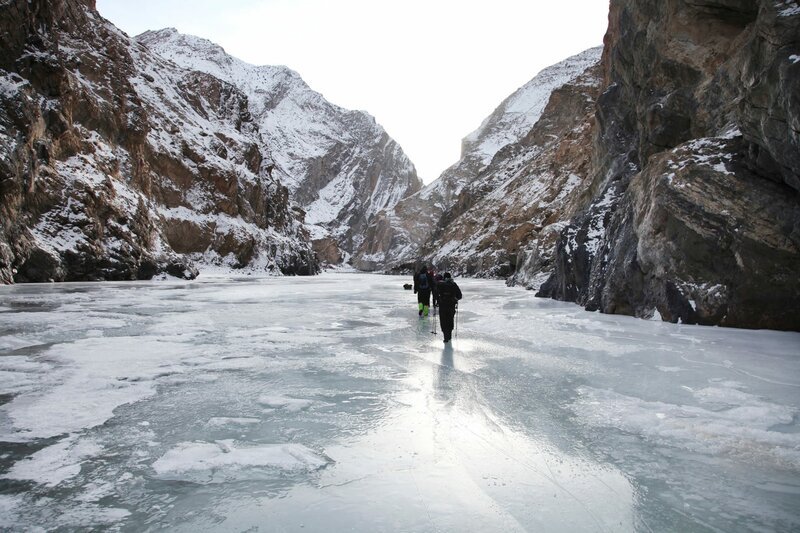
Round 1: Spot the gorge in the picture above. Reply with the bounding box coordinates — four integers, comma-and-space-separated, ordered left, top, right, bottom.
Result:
1, 0, 798, 330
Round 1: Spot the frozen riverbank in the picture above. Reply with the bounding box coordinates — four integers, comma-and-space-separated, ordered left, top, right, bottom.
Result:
1, 273, 798, 531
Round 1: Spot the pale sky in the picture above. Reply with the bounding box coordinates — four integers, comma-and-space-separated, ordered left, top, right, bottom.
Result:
96, 0, 609, 182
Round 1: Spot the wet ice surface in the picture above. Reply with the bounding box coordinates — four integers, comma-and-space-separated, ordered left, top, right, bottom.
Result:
0, 273, 798, 532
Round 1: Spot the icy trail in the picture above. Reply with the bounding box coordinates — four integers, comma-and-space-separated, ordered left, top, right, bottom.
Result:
0, 274, 798, 531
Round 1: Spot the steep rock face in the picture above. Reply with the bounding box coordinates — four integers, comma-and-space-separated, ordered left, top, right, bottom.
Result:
538, 0, 800, 330
0, 0, 318, 282
424, 53, 604, 280
359, 48, 603, 274
137, 29, 422, 266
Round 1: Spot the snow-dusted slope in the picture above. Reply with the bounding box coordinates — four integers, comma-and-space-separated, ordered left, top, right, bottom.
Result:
358, 47, 603, 272
0, 1, 317, 282
138, 29, 422, 264
462, 47, 604, 167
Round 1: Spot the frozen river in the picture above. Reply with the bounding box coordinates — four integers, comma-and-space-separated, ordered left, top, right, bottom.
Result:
1, 273, 799, 531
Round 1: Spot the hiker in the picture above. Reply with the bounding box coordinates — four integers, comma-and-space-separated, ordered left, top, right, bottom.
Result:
433, 273, 444, 308
437, 272, 462, 343
413, 265, 436, 317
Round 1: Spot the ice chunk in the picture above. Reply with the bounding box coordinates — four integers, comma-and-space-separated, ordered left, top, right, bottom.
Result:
257, 394, 313, 412
3, 435, 102, 487
151, 440, 329, 482
204, 417, 261, 428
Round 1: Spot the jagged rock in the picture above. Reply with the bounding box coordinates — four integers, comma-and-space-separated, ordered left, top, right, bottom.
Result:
361, 48, 604, 276
165, 256, 198, 280
312, 237, 343, 265
0, 0, 321, 283
138, 29, 422, 268
538, 0, 800, 330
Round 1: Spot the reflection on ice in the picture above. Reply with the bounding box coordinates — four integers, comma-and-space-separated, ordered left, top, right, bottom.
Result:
0, 274, 798, 531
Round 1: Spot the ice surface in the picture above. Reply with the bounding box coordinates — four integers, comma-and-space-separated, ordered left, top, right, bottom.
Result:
5, 434, 102, 487
0, 274, 798, 531
152, 440, 329, 483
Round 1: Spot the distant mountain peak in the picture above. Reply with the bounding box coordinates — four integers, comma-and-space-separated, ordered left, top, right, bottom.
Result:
139, 28, 422, 266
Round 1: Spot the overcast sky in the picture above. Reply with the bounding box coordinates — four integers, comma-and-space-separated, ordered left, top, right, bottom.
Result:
96, 0, 609, 183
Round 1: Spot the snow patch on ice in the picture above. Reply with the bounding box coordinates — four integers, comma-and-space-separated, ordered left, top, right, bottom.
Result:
0, 337, 198, 441
3, 435, 101, 487
152, 440, 328, 481
205, 417, 261, 428
572, 385, 800, 469
258, 394, 313, 412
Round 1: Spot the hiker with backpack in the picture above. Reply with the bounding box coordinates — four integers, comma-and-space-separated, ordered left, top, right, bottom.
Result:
413, 265, 436, 317
436, 272, 462, 343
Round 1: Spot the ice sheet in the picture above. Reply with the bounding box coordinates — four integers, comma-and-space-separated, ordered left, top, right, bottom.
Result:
0, 274, 798, 531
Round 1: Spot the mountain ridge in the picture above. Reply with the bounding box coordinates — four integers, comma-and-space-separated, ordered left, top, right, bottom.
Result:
0, 0, 421, 281
355, 47, 603, 276
137, 27, 422, 266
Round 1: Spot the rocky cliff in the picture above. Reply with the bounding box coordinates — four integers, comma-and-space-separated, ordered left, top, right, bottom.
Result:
0, 0, 322, 282
358, 48, 604, 274
370, 1, 798, 331
137, 29, 422, 267
536, 0, 800, 330
0, 0, 421, 283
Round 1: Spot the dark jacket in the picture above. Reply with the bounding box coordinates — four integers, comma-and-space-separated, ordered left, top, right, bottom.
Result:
413, 270, 435, 295
437, 279, 462, 309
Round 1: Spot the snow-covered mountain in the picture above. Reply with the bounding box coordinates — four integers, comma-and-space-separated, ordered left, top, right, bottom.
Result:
137, 28, 422, 265
368, 0, 799, 331
0, 0, 421, 281
357, 47, 603, 273
0, 0, 319, 281
460, 47, 604, 178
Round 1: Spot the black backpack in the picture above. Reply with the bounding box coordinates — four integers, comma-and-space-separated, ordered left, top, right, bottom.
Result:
417, 273, 429, 291
438, 281, 458, 306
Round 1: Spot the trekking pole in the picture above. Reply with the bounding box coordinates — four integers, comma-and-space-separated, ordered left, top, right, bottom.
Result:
455, 304, 459, 339
431, 305, 437, 334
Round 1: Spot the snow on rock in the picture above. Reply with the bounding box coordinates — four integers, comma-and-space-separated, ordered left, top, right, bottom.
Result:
537, 0, 800, 330
137, 28, 422, 267
462, 47, 603, 167
0, 3, 318, 283
358, 47, 604, 273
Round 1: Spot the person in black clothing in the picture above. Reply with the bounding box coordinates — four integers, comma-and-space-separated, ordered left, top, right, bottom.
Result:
437, 272, 462, 342
433, 273, 444, 308
413, 265, 436, 317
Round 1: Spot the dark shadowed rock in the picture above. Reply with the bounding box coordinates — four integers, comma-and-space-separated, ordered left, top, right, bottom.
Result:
0, 0, 319, 283
539, 0, 800, 330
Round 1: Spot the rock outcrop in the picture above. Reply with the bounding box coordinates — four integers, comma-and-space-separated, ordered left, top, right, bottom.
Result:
537, 0, 800, 330
368, 1, 798, 331
0, 0, 321, 282
137, 29, 422, 267
360, 48, 604, 275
